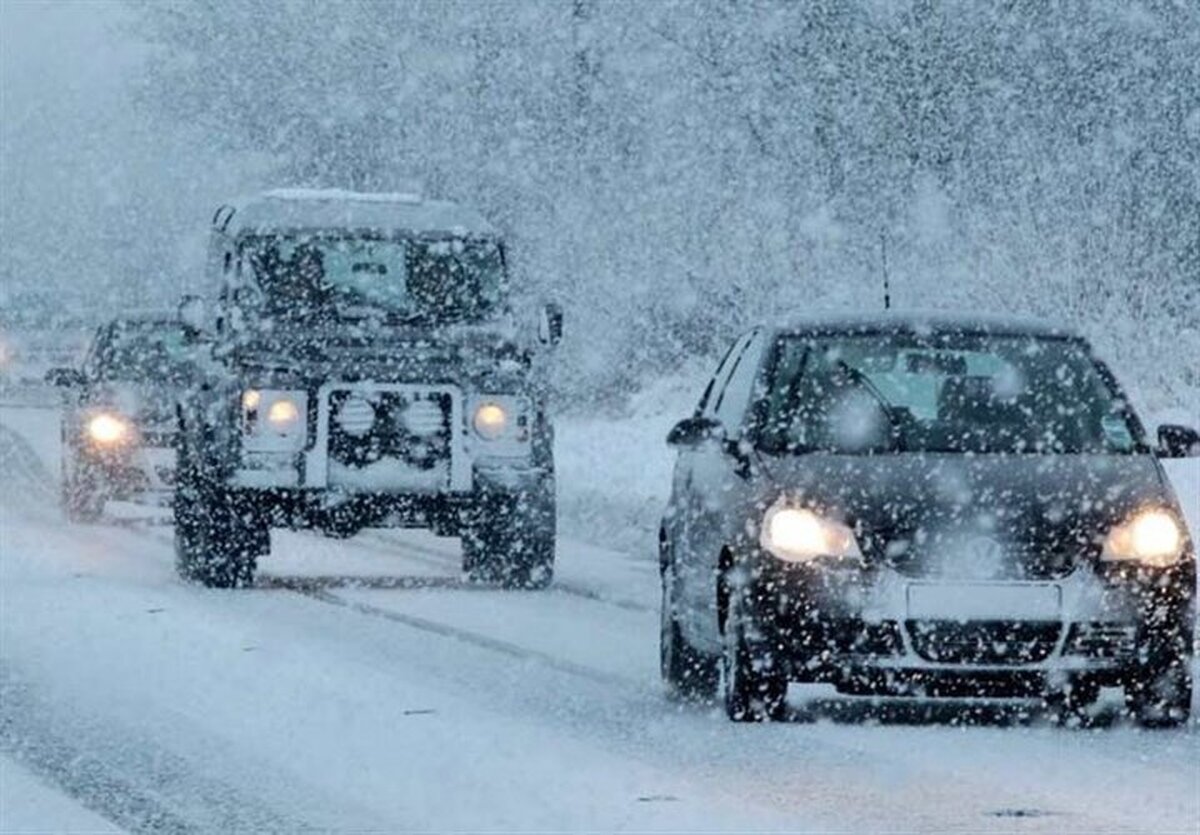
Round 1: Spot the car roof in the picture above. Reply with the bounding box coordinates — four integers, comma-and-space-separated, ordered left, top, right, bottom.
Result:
214, 189, 499, 238
770, 310, 1083, 341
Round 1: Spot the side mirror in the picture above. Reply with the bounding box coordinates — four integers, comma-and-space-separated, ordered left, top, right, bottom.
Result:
667, 415, 725, 448
1157, 424, 1200, 458
177, 294, 209, 340
45, 367, 85, 388
538, 302, 564, 346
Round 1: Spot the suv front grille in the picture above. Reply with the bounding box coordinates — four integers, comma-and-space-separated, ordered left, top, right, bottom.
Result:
328, 389, 452, 470
907, 620, 1061, 665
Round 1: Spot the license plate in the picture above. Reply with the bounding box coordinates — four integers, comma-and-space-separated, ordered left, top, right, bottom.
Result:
906, 583, 1061, 620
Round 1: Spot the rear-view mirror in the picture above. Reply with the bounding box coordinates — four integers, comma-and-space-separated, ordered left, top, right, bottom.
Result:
667, 415, 725, 448
538, 302, 564, 346
1157, 424, 1200, 458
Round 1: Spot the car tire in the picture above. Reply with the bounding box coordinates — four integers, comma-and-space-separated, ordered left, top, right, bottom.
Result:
1126, 656, 1192, 729
463, 486, 555, 590
1042, 677, 1100, 727
721, 586, 787, 722
174, 436, 265, 589
62, 457, 105, 523
660, 562, 719, 702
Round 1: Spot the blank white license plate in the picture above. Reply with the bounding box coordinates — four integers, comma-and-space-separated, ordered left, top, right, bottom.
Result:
906, 583, 1062, 620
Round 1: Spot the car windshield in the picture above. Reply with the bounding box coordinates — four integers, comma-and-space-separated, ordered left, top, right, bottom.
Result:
241, 234, 505, 324
95, 323, 192, 381
758, 332, 1142, 455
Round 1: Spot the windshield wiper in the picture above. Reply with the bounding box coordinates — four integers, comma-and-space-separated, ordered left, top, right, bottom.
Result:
833, 359, 906, 450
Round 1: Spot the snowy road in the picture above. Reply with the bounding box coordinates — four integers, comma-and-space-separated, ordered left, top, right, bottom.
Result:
2, 405, 1198, 833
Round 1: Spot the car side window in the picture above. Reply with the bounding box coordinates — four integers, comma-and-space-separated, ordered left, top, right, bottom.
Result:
697, 333, 751, 416
713, 330, 764, 435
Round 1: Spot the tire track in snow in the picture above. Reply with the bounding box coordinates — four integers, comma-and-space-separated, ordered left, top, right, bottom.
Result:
287, 584, 643, 690
0, 665, 316, 834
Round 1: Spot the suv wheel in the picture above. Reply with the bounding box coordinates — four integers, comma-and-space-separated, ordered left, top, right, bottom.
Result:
721, 585, 787, 722
463, 487, 555, 590
174, 439, 265, 588
660, 561, 718, 702
1126, 656, 1192, 728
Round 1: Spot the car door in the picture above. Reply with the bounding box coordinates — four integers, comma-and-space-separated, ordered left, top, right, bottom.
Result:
677, 329, 767, 650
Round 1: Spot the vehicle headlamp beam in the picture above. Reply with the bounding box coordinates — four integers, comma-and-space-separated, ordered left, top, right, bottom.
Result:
1102, 509, 1185, 567
760, 502, 861, 563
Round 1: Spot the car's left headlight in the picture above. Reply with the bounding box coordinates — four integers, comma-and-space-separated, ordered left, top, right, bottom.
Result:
469, 395, 531, 446
242, 388, 307, 451
1102, 508, 1186, 567
86, 411, 134, 447
760, 501, 861, 563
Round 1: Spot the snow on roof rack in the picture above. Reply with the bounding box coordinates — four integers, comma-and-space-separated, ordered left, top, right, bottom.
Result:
261, 188, 424, 204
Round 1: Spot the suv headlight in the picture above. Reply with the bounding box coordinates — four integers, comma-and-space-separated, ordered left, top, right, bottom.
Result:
760, 501, 861, 563
242, 388, 307, 451
1102, 508, 1185, 567
469, 395, 531, 445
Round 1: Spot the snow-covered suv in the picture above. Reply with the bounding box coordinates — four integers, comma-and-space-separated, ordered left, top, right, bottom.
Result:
175, 190, 561, 589
660, 314, 1197, 726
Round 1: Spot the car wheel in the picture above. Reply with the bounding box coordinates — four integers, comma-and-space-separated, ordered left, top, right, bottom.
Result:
1126, 657, 1192, 729
660, 561, 718, 702
174, 438, 264, 589
463, 487, 555, 590
721, 585, 787, 722
1042, 677, 1100, 727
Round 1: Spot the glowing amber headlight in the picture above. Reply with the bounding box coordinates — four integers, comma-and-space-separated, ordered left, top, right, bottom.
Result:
87, 412, 132, 446
266, 398, 301, 429
1102, 509, 1185, 567
760, 503, 861, 563
242, 389, 261, 411
473, 402, 508, 440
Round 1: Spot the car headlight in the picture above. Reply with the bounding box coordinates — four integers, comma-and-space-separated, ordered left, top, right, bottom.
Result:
760, 502, 861, 563
473, 401, 509, 440
242, 389, 306, 450
1102, 509, 1185, 567
86, 412, 133, 446
470, 395, 530, 444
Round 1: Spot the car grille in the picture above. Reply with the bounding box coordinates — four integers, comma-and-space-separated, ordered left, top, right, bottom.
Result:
328, 389, 452, 471
906, 620, 1062, 665
1064, 622, 1137, 660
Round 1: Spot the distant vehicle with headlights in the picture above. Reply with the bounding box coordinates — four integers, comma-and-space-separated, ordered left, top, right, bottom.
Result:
660, 314, 1197, 726
45, 315, 195, 521
174, 189, 562, 588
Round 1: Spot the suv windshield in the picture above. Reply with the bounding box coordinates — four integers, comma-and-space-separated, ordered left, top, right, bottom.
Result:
241, 234, 505, 324
758, 333, 1141, 455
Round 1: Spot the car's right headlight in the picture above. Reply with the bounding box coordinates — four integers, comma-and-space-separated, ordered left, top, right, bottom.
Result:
1102, 508, 1185, 568
760, 501, 861, 563
242, 388, 307, 451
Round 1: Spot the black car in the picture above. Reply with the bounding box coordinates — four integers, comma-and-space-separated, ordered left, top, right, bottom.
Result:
660, 314, 1197, 725
46, 315, 195, 521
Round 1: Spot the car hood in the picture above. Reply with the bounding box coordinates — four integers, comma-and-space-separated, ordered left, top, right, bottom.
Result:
758, 452, 1176, 579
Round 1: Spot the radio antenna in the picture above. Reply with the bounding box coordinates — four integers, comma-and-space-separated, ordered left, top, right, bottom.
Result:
880, 230, 891, 310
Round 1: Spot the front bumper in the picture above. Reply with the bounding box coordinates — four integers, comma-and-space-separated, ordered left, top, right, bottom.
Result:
81, 442, 177, 500
737, 549, 1194, 687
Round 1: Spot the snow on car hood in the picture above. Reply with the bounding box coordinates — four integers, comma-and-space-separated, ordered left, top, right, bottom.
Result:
759, 451, 1175, 579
